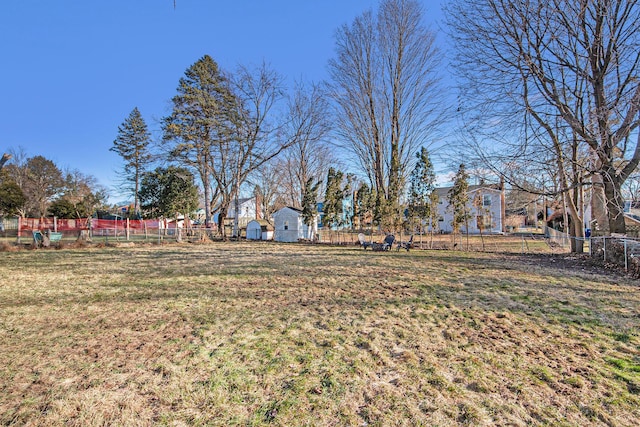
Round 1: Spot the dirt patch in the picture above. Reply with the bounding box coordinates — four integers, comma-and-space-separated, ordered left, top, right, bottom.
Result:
503, 252, 633, 280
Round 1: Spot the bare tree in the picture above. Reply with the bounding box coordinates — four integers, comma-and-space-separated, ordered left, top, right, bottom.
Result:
225, 62, 295, 238
446, 0, 640, 236
21, 156, 65, 218
2, 148, 29, 216
329, 0, 446, 227
280, 81, 334, 208
59, 168, 109, 217
623, 170, 640, 203
249, 160, 287, 220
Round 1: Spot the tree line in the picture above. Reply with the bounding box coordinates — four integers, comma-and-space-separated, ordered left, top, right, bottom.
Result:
445, 0, 640, 252
0, 149, 109, 220
2, 0, 639, 252
109, 0, 447, 238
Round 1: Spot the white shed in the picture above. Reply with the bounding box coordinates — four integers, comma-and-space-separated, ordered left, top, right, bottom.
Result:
272, 206, 317, 242
246, 219, 274, 241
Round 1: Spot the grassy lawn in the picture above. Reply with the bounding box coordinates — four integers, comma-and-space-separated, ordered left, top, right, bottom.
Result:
0, 242, 638, 426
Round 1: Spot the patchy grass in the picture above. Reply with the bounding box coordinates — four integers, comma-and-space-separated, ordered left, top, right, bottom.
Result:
0, 242, 638, 426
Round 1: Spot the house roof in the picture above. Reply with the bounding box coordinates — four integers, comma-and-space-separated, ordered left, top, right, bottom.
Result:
248, 219, 274, 231
625, 214, 640, 226
435, 184, 502, 198
275, 206, 303, 214
212, 197, 256, 212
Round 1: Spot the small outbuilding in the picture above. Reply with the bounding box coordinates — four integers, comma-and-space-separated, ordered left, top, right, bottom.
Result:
246, 219, 274, 241
272, 206, 317, 243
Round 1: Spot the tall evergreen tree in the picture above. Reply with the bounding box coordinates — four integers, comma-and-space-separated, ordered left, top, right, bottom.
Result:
163, 55, 238, 230
408, 147, 436, 235
323, 167, 346, 229
355, 182, 375, 231
447, 163, 470, 247
301, 178, 319, 240
111, 107, 153, 216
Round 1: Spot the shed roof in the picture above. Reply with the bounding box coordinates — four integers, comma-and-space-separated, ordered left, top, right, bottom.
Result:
274, 206, 303, 215
248, 219, 274, 231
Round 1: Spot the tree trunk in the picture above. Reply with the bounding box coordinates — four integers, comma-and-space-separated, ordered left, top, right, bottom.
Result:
217, 201, 230, 240
569, 215, 584, 254
203, 174, 212, 227
604, 176, 627, 235
233, 190, 240, 240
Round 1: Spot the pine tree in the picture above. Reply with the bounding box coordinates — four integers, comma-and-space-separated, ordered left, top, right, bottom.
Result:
408, 147, 436, 240
111, 107, 153, 216
447, 163, 470, 248
163, 55, 239, 233
301, 178, 320, 240
323, 167, 345, 230
356, 183, 375, 231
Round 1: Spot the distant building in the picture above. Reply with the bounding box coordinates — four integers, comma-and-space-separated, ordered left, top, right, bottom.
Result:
246, 219, 274, 241
272, 206, 317, 242
433, 184, 505, 234
212, 196, 262, 235
318, 197, 354, 230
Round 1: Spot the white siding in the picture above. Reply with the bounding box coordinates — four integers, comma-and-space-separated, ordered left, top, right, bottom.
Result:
246, 220, 269, 240
434, 187, 503, 234
272, 207, 317, 242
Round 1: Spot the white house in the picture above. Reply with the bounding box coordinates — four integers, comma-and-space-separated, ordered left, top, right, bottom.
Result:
272, 206, 317, 242
213, 197, 261, 225
434, 185, 505, 234
246, 219, 274, 241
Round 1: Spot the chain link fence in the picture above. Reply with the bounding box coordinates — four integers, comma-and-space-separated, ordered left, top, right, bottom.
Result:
3, 216, 639, 276
589, 236, 640, 276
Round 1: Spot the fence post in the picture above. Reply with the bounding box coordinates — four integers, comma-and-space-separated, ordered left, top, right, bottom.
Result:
603, 237, 607, 262
624, 239, 628, 272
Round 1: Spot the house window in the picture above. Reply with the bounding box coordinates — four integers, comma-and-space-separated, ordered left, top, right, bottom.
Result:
438, 216, 444, 222
483, 195, 491, 207
284, 221, 289, 231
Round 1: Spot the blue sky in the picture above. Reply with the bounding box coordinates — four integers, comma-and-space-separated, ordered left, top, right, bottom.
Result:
1, 1, 446, 200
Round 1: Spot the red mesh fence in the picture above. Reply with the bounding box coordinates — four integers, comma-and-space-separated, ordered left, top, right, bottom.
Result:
19, 218, 178, 232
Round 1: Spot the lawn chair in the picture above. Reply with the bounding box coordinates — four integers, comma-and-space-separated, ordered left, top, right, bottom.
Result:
358, 233, 373, 250
372, 234, 395, 251
396, 235, 414, 252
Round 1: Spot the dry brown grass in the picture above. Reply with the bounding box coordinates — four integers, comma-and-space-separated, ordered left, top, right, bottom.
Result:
0, 242, 638, 426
